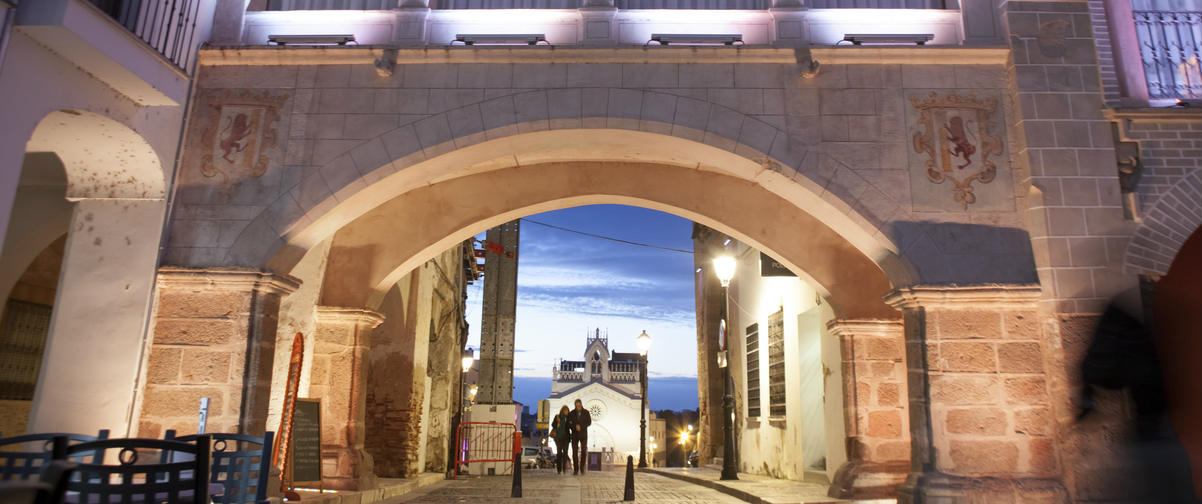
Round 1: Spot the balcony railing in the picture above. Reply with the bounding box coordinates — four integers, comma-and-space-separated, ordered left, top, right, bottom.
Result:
1133, 1, 1202, 99
88, 0, 202, 71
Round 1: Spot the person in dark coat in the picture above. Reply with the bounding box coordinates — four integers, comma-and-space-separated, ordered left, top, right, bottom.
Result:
551, 405, 572, 474
568, 399, 592, 475
1077, 299, 1199, 503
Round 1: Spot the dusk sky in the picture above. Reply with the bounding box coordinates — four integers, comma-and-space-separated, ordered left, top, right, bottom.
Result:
464, 205, 701, 411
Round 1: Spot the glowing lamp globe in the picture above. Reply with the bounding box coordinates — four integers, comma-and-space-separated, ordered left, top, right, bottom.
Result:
636, 330, 652, 355
712, 256, 736, 287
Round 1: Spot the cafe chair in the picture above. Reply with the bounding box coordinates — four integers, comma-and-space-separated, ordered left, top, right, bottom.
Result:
54, 436, 210, 504
0, 432, 108, 482
164, 432, 274, 504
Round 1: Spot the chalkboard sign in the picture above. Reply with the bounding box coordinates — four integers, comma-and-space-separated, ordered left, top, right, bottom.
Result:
290, 398, 322, 487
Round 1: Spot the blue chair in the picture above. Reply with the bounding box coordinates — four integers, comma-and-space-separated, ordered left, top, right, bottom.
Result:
0, 431, 108, 482
55, 436, 210, 504
164, 432, 273, 504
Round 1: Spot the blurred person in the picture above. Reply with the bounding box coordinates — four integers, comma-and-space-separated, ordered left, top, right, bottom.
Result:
1077, 295, 1198, 503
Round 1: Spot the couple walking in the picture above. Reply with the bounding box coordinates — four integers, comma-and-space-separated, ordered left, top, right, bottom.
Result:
550, 399, 592, 475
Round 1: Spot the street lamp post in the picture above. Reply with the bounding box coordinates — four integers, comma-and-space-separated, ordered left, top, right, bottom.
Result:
636, 330, 652, 468
449, 347, 475, 477
712, 256, 739, 481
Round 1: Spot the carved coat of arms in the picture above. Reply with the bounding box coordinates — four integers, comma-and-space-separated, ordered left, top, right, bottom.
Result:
908, 91, 1006, 210
196, 91, 288, 186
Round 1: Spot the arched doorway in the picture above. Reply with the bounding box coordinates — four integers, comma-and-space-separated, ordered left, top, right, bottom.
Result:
0, 110, 167, 436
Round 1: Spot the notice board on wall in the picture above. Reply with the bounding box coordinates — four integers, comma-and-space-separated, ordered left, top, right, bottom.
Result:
290, 398, 322, 487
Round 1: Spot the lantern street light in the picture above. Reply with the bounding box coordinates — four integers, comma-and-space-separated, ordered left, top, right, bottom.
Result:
712, 255, 739, 481
450, 346, 475, 477
636, 330, 652, 468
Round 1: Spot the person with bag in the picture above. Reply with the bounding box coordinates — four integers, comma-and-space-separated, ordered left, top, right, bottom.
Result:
551, 405, 572, 474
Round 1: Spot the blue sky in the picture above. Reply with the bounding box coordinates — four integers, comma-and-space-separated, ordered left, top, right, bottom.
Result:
465, 205, 700, 411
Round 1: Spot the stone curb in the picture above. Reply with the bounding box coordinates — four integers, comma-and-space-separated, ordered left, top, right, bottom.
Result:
641, 468, 768, 504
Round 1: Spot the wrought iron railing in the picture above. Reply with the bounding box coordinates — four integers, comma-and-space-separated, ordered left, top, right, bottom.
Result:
1133, 3, 1202, 99
88, 0, 202, 72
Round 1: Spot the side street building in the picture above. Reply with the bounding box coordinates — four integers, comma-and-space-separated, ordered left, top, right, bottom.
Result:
0, 0, 1197, 501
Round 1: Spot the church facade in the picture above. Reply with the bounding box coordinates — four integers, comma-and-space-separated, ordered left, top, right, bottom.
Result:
547, 332, 649, 461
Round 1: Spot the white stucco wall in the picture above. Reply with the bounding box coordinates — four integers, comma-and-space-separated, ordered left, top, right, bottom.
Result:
725, 243, 840, 481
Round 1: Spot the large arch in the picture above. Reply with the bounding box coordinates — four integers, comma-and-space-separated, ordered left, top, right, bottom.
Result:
315, 159, 899, 320
14, 109, 168, 435
217, 90, 914, 288
1123, 170, 1202, 276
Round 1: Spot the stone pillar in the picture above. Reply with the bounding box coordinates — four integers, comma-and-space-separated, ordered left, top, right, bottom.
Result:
312, 306, 384, 491
885, 285, 1068, 503
28, 199, 166, 435
140, 268, 300, 437
827, 319, 911, 500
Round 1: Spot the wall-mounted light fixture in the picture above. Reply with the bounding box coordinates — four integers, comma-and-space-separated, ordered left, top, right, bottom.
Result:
268, 34, 356, 46
452, 34, 548, 45
649, 34, 744, 46
841, 33, 934, 46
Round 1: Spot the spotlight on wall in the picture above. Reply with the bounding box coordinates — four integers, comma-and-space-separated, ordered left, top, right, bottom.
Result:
268, 34, 356, 46
649, 34, 744, 46
452, 34, 548, 46
841, 33, 934, 46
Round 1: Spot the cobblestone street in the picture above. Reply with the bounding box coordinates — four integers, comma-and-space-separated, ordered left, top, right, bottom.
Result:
382, 468, 748, 504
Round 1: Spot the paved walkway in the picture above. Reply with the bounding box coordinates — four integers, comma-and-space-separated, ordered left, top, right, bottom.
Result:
645, 467, 896, 504
380, 467, 747, 504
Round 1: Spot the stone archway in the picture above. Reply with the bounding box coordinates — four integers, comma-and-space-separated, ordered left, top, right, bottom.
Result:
1123, 170, 1202, 276
10, 110, 167, 436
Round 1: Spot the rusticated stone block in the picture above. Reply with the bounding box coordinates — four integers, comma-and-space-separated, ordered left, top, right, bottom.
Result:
946, 407, 1008, 436
877, 382, 901, 407
876, 440, 910, 461
938, 342, 998, 372
1003, 312, 1041, 340
180, 350, 233, 384
936, 310, 1002, 339
871, 361, 899, 378
1013, 407, 1053, 436
154, 318, 237, 345
1027, 437, 1058, 474
998, 342, 1044, 373
949, 439, 1019, 473
156, 290, 251, 318
867, 410, 903, 438
865, 336, 904, 360
931, 375, 1001, 404
142, 385, 224, 418
146, 347, 182, 384
1005, 376, 1048, 404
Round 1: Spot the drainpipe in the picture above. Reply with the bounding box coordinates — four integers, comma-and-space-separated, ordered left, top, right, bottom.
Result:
0, 1, 18, 74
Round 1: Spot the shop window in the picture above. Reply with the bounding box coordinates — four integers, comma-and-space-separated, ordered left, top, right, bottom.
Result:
767, 310, 786, 417
0, 300, 52, 400
746, 323, 761, 417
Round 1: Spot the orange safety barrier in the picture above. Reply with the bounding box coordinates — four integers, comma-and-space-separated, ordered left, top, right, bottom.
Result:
453, 421, 519, 479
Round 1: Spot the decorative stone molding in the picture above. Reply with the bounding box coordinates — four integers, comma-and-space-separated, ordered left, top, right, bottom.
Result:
884, 284, 1043, 310
157, 267, 302, 296
826, 319, 903, 338
314, 306, 385, 328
